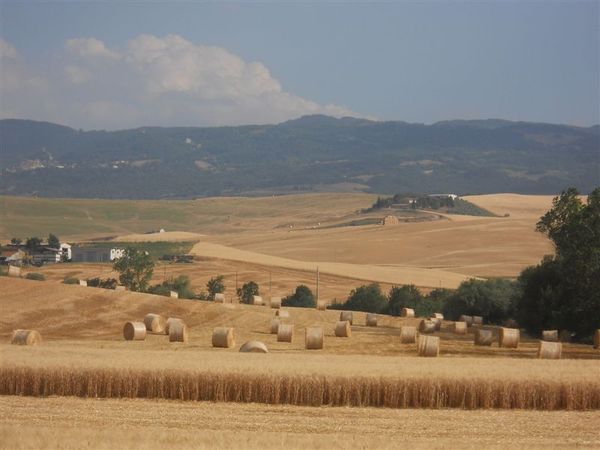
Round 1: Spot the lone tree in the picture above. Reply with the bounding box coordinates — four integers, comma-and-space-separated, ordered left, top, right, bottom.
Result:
207, 275, 226, 299
48, 233, 60, 249
112, 248, 154, 292
282, 285, 315, 308
342, 283, 388, 313
25, 237, 42, 252
237, 281, 259, 304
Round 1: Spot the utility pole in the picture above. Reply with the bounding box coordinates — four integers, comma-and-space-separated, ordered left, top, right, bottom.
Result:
235, 271, 238, 292
269, 271, 272, 299
316, 266, 320, 303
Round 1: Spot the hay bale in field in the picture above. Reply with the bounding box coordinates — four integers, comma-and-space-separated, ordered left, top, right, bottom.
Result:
383, 215, 400, 225
472, 316, 483, 326
214, 293, 225, 303
400, 308, 415, 318
276, 309, 290, 318
79, 279, 87, 287
115, 285, 126, 291
419, 319, 436, 334
10, 329, 41, 345
316, 300, 327, 311
594, 329, 600, 349
165, 317, 184, 335
170, 290, 179, 299
143, 313, 166, 333
123, 321, 146, 341
335, 320, 351, 337
453, 321, 468, 335
366, 313, 378, 327
499, 327, 520, 348
8, 265, 20, 277
277, 324, 294, 343
430, 317, 442, 331
559, 330, 572, 343
431, 312, 444, 320
340, 311, 353, 325
212, 327, 235, 348
417, 335, 439, 357
239, 341, 268, 353
305, 327, 324, 350
270, 297, 282, 309
399, 326, 417, 343
459, 315, 473, 326
252, 295, 263, 306
270, 318, 280, 334
542, 330, 559, 342
538, 341, 562, 359
474, 328, 493, 346
168, 320, 188, 343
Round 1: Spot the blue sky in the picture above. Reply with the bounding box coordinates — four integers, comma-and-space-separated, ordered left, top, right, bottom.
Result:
0, 1, 598, 129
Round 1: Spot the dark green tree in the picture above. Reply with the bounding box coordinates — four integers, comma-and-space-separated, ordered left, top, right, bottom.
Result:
47, 233, 60, 248
10, 237, 22, 245
387, 284, 422, 316
237, 281, 259, 304
25, 237, 42, 251
112, 248, 154, 292
207, 275, 226, 299
342, 283, 388, 313
149, 275, 194, 299
282, 285, 315, 308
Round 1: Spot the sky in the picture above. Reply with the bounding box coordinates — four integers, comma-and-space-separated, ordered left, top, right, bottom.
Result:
0, 1, 598, 130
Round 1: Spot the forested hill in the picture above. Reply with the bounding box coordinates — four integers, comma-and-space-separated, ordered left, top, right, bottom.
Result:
1, 116, 598, 199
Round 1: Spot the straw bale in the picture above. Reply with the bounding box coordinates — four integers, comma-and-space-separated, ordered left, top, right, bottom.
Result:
10, 329, 41, 345
214, 293, 226, 303
270, 297, 282, 309
419, 319, 436, 334
538, 341, 562, 359
335, 320, 351, 337
340, 311, 353, 325
401, 308, 415, 318
276, 309, 290, 318
316, 300, 327, 310
305, 327, 324, 350
542, 330, 559, 342
399, 326, 417, 343
212, 327, 235, 348
431, 313, 444, 320
472, 316, 483, 326
417, 335, 439, 357
277, 324, 294, 343
459, 315, 473, 326
429, 317, 442, 331
168, 320, 188, 343
7, 265, 20, 277
366, 313, 377, 327
143, 313, 166, 333
499, 327, 520, 348
79, 279, 87, 287
270, 318, 280, 334
453, 321, 468, 335
252, 295, 263, 306
239, 341, 268, 353
165, 317, 184, 335
474, 328, 493, 346
123, 321, 146, 341
170, 290, 179, 299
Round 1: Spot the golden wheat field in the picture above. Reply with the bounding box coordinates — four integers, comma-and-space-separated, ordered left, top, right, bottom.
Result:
2, 193, 599, 448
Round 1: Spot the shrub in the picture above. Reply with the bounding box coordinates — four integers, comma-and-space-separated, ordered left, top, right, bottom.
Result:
282, 285, 315, 308
207, 275, 226, 299
63, 276, 79, 285
387, 285, 423, 316
87, 277, 118, 289
340, 283, 388, 313
25, 272, 45, 281
237, 281, 259, 304
149, 275, 194, 299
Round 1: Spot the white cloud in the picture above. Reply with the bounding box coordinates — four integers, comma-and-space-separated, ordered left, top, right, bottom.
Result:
0, 35, 362, 129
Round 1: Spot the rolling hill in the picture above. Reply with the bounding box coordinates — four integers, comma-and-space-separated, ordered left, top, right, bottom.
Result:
1, 116, 598, 198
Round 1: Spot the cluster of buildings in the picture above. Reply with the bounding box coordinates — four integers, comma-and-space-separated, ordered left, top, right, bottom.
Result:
0, 242, 124, 266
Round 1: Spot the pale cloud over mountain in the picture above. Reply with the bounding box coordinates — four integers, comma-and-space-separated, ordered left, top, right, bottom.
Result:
0, 34, 359, 129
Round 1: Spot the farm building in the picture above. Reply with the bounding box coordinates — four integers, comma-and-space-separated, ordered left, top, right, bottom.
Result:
71, 246, 124, 263
30, 247, 62, 264
0, 248, 25, 266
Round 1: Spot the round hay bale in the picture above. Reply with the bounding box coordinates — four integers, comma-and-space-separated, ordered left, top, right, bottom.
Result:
252, 295, 263, 306
399, 326, 417, 343
339, 311, 353, 325
212, 327, 235, 348
335, 320, 351, 337
123, 321, 146, 341
316, 300, 327, 311
542, 330, 559, 342
559, 330, 572, 343
538, 341, 562, 359
401, 308, 415, 318
594, 329, 600, 349
143, 313, 166, 334
277, 324, 294, 343
239, 340, 268, 353
417, 335, 439, 357
170, 290, 179, 299
453, 321, 468, 335
168, 320, 188, 343
430, 317, 442, 331
499, 327, 520, 348
10, 329, 41, 346
419, 319, 436, 334
459, 315, 473, 326
366, 313, 378, 327
270, 297, 282, 309
214, 293, 226, 303
165, 317, 184, 335
276, 309, 290, 318
474, 328, 493, 346
270, 318, 280, 334
305, 327, 324, 350
472, 316, 483, 326
431, 312, 444, 320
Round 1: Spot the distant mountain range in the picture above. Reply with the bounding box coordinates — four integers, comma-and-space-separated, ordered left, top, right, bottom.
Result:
0, 116, 598, 199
